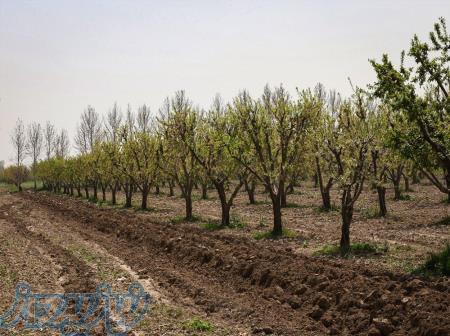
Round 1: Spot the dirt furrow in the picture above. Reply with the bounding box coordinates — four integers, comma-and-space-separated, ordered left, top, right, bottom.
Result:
18, 191, 450, 336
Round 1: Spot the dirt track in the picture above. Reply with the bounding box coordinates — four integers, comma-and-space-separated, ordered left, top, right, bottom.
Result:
0, 190, 449, 335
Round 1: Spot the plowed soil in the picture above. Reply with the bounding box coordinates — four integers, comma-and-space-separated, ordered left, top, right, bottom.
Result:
0, 188, 448, 336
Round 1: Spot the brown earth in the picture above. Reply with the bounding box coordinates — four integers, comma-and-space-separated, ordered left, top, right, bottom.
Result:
0, 187, 448, 335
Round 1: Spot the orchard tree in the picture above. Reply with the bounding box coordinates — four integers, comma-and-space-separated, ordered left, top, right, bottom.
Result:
229, 85, 314, 236
325, 89, 374, 254
313, 85, 341, 211
122, 131, 159, 210
180, 95, 247, 227
371, 17, 450, 201
159, 92, 199, 220
368, 106, 389, 216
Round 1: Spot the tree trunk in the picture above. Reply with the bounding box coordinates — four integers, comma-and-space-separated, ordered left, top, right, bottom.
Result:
244, 179, 256, 204
141, 183, 150, 210
84, 186, 89, 199
280, 179, 287, 208
155, 184, 160, 195
101, 186, 106, 201
111, 185, 117, 205
77, 186, 82, 197
394, 181, 401, 200
313, 173, 318, 188
93, 183, 98, 201
169, 182, 174, 197
321, 188, 331, 211
316, 158, 332, 211
377, 186, 387, 217
340, 204, 353, 255
403, 174, 411, 192
216, 183, 230, 226
412, 169, 420, 184
271, 193, 282, 236
446, 172, 450, 203
201, 183, 208, 200
124, 183, 133, 208
185, 186, 193, 220
34, 178, 37, 191
70, 186, 74, 196
286, 182, 294, 194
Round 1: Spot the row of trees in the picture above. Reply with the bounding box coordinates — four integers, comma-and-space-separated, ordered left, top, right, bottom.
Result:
10, 18, 449, 254
9, 120, 69, 191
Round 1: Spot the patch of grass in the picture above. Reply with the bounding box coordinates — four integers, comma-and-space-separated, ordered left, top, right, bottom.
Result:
200, 215, 246, 231
68, 245, 97, 263
398, 194, 413, 201
360, 205, 382, 219
171, 214, 201, 224
0, 182, 19, 193
98, 268, 123, 281
413, 243, 450, 277
433, 216, 450, 226
229, 214, 246, 228
183, 317, 214, 332
200, 219, 221, 231
258, 217, 269, 228
300, 239, 309, 248
253, 228, 297, 240
314, 242, 387, 257
440, 197, 450, 204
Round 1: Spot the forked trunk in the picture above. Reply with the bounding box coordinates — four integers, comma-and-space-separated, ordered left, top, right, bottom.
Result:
244, 179, 256, 204
321, 188, 331, 211
216, 183, 230, 226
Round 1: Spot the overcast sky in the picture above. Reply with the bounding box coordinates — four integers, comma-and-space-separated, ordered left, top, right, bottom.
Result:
0, 0, 448, 164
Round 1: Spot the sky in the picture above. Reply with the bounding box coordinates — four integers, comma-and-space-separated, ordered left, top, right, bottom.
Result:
0, 0, 449, 164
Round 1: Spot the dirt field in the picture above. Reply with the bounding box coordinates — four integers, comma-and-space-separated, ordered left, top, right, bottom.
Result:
0, 183, 449, 335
